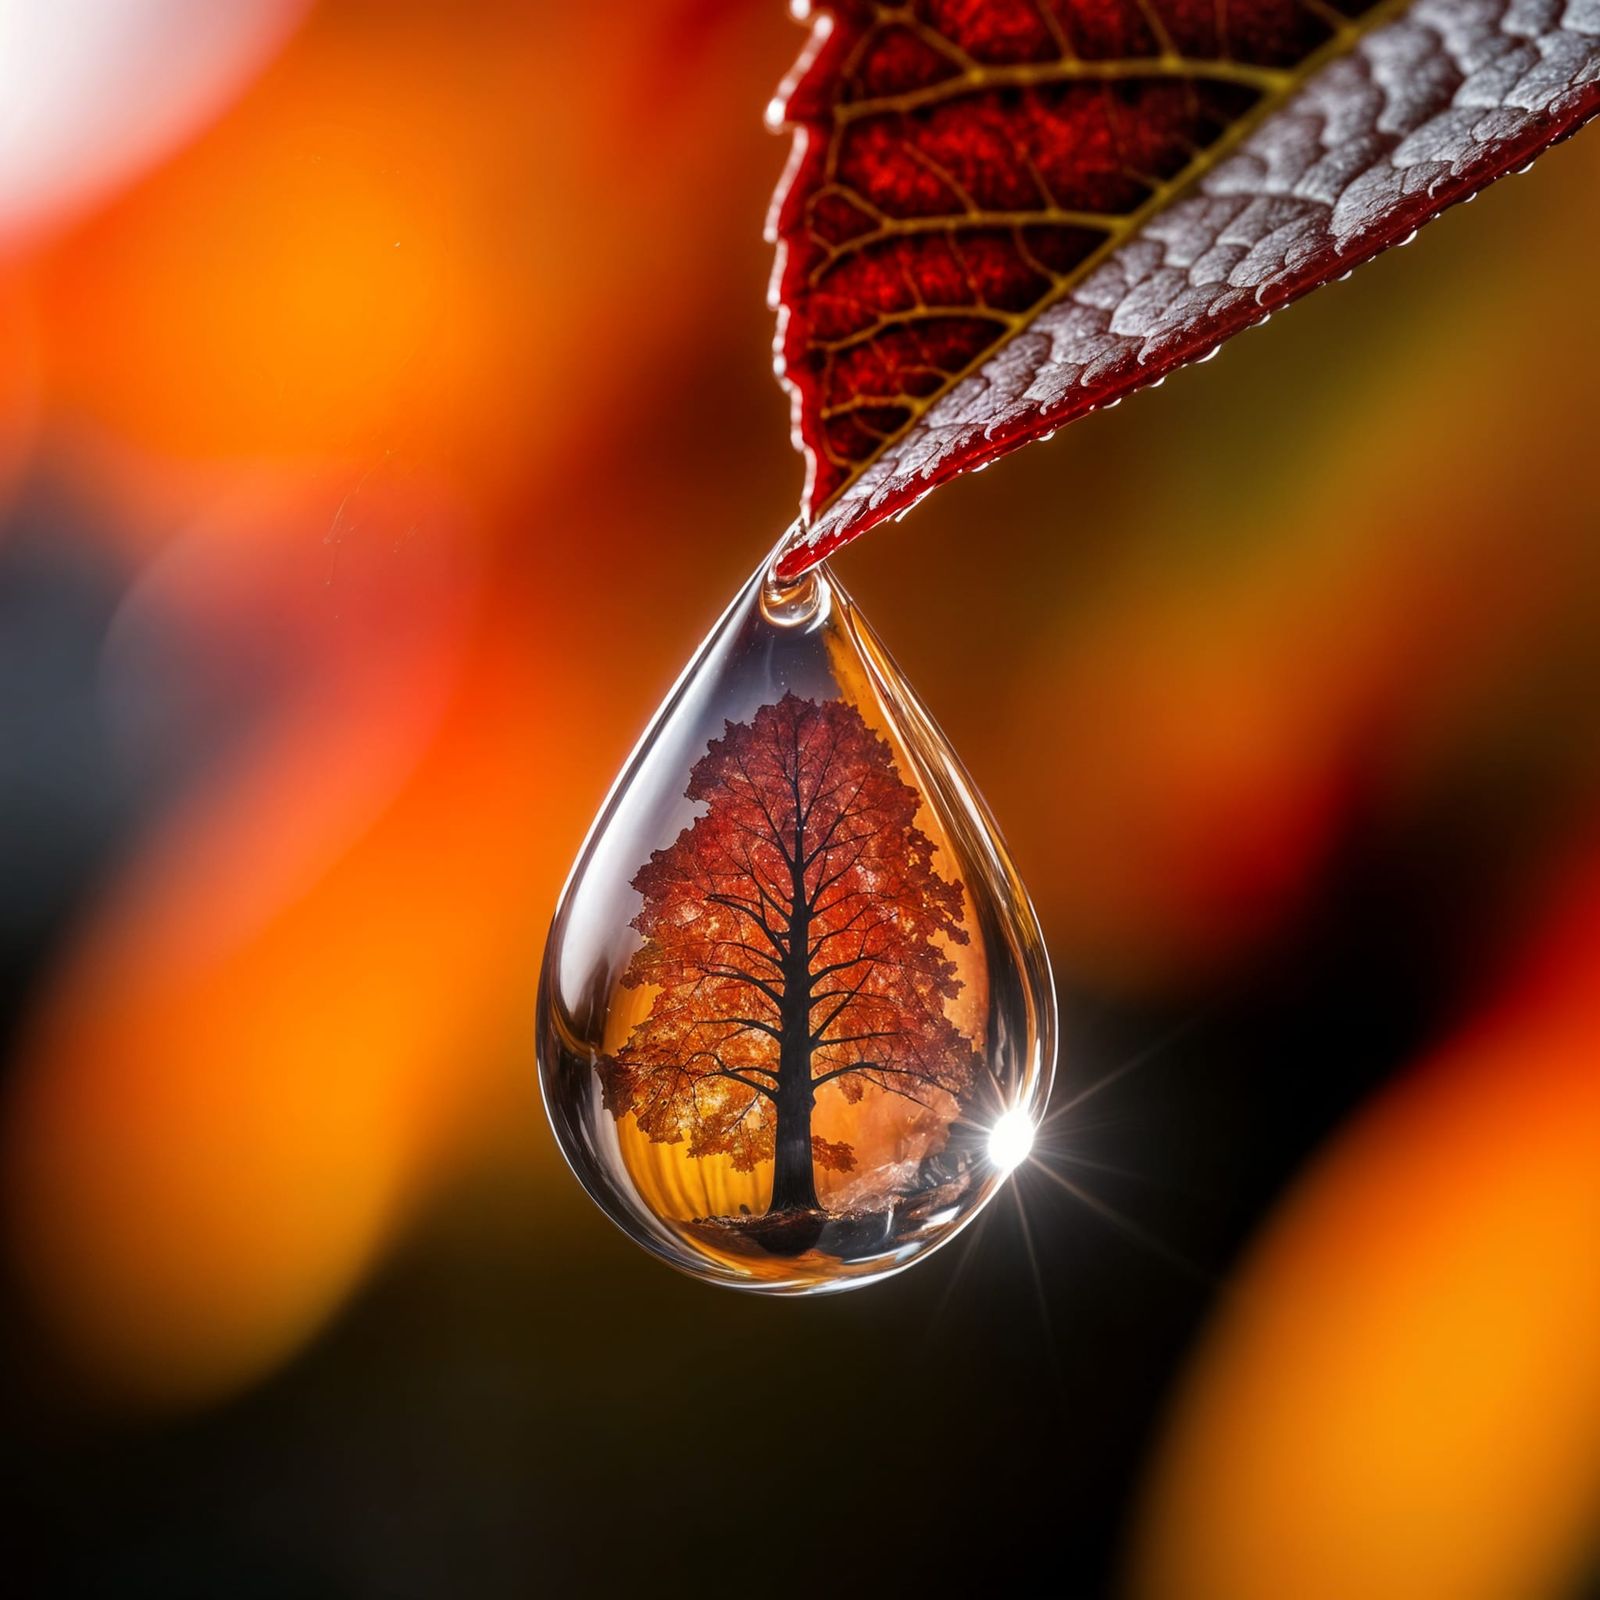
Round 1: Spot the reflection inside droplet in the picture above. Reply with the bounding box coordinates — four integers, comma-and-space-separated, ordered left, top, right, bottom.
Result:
537, 545, 1055, 1293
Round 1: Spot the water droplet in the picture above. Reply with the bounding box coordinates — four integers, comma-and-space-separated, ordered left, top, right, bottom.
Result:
538, 551, 1056, 1292
1197, 345, 1221, 364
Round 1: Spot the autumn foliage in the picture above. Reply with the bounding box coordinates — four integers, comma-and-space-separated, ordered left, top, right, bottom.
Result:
770, 0, 1600, 574
600, 692, 980, 1215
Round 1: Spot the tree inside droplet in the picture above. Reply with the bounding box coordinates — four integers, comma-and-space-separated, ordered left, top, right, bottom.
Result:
538, 555, 1052, 1291
598, 691, 980, 1257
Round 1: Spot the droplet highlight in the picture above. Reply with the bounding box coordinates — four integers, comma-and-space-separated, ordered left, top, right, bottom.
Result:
537, 551, 1056, 1293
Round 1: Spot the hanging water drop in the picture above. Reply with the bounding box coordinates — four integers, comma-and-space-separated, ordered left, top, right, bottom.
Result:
537, 547, 1056, 1292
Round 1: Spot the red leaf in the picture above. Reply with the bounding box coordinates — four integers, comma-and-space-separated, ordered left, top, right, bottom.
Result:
768, 0, 1600, 577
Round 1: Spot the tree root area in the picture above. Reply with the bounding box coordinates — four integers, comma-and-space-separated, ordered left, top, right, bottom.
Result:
684, 1176, 970, 1260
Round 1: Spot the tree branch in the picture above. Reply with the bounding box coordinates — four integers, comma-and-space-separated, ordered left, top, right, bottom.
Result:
682, 1051, 779, 1101
811, 1058, 948, 1094
696, 965, 785, 1008
704, 900, 790, 965
702, 1014, 784, 1043
704, 1068, 777, 1099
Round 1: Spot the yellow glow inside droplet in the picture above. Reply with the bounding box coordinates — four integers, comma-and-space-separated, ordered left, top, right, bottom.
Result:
987, 1110, 1035, 1172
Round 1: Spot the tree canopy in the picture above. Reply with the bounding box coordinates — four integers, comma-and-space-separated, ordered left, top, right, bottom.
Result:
600, 692, 980, 1211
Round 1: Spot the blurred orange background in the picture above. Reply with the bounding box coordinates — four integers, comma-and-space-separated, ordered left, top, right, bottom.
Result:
1, 4, 1598, 1596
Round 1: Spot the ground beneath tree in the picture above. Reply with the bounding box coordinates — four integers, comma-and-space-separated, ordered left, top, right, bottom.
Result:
684, 1174, 971, 1259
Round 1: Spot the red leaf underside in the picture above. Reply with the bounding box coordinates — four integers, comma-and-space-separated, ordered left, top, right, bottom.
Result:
769, 0, 1600, 576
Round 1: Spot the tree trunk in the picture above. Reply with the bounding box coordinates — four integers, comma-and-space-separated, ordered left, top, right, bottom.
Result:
768, 1051, 818, 1213
768, 807, 819, 1215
